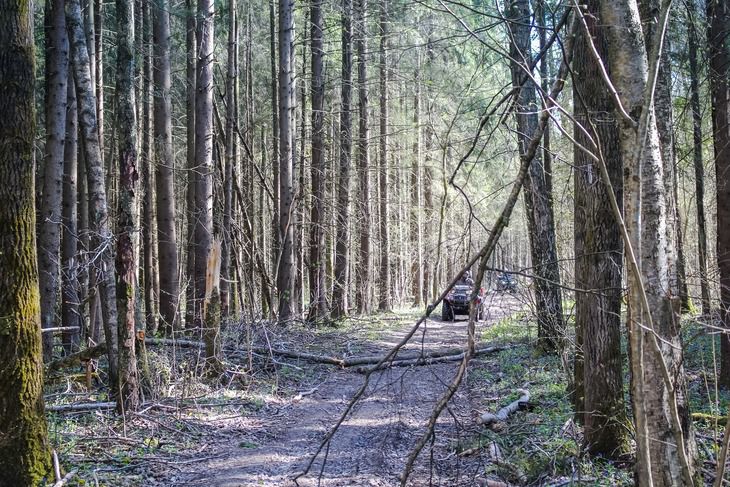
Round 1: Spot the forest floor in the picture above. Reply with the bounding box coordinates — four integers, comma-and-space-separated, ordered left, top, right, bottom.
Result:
49, 291, 698, 487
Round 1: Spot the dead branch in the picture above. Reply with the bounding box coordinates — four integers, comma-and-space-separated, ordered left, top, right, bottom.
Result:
46, 343, 107, 372
52, 469, 77, 487
478, 389, 531, 426
46, 401, 116, 412
354, 345, 512, 373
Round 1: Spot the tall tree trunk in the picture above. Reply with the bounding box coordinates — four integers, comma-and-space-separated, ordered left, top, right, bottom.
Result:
153, 0, 180, 332
222, 0, 237, 319
600, 0, 696, 483
332, 0, 353, 318
184, 0, 197, 327
62, 75, 81, 354
0, 3, 53, 482
141, 0, 159, 336
507, 0, 564, 352
640, 0, 690, 311
355, 0, 371, 314
39, 0, 69, 360
277, 0, 296, 323
410, 59, 423, 307
572, 0, 628, 456
708, 0, 730, 387
115, 0, 140, 413
67, 0, 119, 390
308, 0, 328, 321
269, 0, 280, 287
377, 0, 390, 312
687, 0, 711, 315
193, 0, 215, 327
93, 0, 102, 150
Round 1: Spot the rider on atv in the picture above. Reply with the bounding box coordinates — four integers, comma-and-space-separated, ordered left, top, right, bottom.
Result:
442, 270, 485, 322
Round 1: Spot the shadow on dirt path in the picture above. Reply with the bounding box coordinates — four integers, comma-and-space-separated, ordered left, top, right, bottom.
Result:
163, 293, 524, 487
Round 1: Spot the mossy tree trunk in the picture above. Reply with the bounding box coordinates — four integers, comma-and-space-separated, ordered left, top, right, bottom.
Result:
0, 1, 53, 483
115, 0, 140, 413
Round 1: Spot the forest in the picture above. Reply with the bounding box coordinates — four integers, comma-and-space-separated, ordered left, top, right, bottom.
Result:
1, 0, 730, 484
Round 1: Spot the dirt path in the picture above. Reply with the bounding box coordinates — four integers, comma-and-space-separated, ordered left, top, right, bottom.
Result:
163, 294, 523, 487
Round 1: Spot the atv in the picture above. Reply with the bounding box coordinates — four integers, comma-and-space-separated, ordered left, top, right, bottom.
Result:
441, 284, 487, 322
495, 273, 518, 293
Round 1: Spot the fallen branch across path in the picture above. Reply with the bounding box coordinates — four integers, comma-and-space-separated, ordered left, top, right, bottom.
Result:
478, 389, 531, 426
354, 345, 512, 373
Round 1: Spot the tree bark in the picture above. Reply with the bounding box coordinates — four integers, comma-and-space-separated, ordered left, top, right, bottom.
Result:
332, 0, 353, 318
222, 0, 237, 319
410, 59, 423, 307
600, 0, 696, 483
377, 0, 391, 312
572, 0, 628, 456
67, 0, 120, 390
152, 0, 180, 332
39, 0, 69, 360
355, 0, 371, 314
269, 0, 280, 289
184, 0, 197, 327
115, 0, 140, 413
0, 1, 53, 481
640, 0, 690, 311
507, 0, 564, 352
277, 0, 296, 323
141, 0, 159, 336
308, 0, 328, 322
193, 0, 215, 327
62, 74, 81, 354
708, 0, 730, 387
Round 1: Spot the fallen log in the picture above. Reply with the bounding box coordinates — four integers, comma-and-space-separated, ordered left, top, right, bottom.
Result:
46, 343, 107, 372
478, 389, 530, 426
354, 345, 512, 373
46, 401, 116, 412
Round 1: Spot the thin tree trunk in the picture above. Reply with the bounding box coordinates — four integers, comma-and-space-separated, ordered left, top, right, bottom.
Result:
332, 0, 353, 318
507, 0, 564, 352
377, 0, 391, 312
686, 0, 711, 315
708, 0, 730, 387
277, 0, 296, 323
184, 0, 197, 327
269, 0, 280, 286
222, 0, 237, 319
115, 0, 140, 413
308, 0, 328, 321
62, 74, 81, 354
39, 0, 69, 360
67, 0, 119, 390
0, 3, 53, 481
193, 0, 215, 327
355, 0, 371, 314
153, 0, 180, 332
572, 0, 628, 456
410, 59, 423, 307
141, 0, 159, 336
93, 0, 102, 150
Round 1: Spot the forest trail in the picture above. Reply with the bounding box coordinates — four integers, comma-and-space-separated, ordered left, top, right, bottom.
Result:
161, 294, 524, 487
